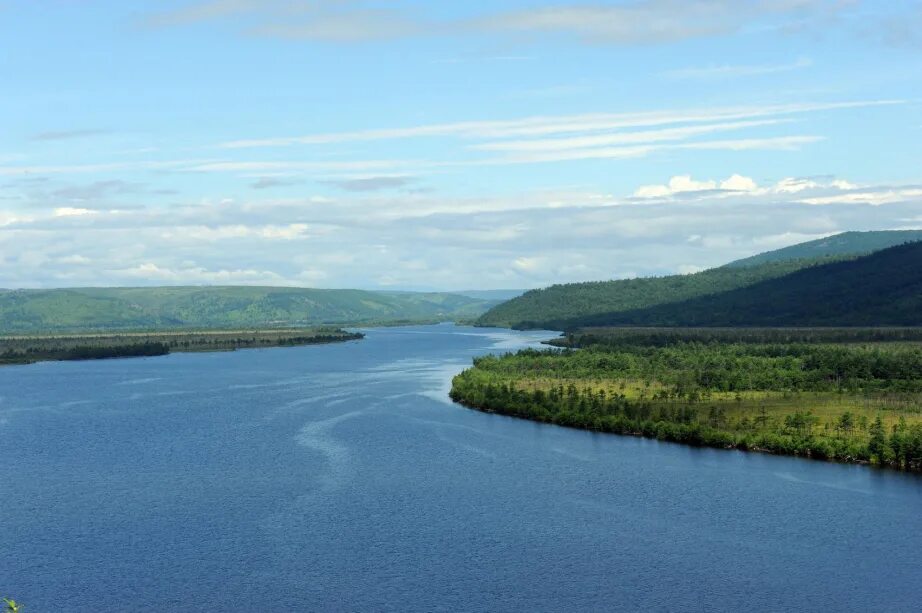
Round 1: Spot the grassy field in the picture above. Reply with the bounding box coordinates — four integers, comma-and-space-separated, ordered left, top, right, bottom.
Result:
504, 377, 922, 436
0, 327, 363, 365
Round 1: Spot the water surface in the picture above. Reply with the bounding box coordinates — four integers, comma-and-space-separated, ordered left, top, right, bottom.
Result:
2, 324, 920, 611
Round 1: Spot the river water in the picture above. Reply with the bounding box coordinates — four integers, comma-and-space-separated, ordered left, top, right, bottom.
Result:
2, 324, 920, 611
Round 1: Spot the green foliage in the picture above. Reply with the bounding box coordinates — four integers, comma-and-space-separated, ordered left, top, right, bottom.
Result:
0, 328, 362, 365
579, 241, 922, 328
0, 287, 501, 333
3, 598, 20, 613
450, 340, 922, 471
477, 231, 922, 330
478, 258, 825, 329
558, 327, 922, 347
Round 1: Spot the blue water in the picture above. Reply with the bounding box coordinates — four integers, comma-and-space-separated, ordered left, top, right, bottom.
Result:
2, 324, 921, 612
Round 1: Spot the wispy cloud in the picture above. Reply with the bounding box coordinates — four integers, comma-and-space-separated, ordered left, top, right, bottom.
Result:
663, 57, 813, 79
475, 1, 850, 45
250, 176, 303, 190
140, 0, 860, 46
218, 100, 899, 149
470, 119, 791, 153
31, 129, 109, 142
143, 0, 426, 42
248, 9, 422, 42
321, 176, 417, 192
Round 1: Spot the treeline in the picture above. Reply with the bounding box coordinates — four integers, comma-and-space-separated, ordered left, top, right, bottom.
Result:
0, 328, 363, 366
0, 342, 169, 364
555, 327, 922, 347
450, 342, 922, 471
450, 373, 922, 470
468, 344, 922, 394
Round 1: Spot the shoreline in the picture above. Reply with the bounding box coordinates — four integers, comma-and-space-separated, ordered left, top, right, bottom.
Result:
0, 328, 364, 366
449, 394, 917, 474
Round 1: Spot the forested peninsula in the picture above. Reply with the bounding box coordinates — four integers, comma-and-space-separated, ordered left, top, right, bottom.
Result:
451, 328, 922, 471
0, 328, 363, 366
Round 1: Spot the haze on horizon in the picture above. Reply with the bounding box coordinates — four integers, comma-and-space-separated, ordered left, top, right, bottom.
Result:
1, 0, 921, 291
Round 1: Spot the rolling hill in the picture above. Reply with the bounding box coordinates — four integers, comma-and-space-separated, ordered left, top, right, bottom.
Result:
477, 230, 922, 330
574, 241, 922, 327
726, 230, 922, 268
0, 286, 502, 333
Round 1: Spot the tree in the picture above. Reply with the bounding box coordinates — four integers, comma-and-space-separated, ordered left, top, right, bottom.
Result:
868, 415, 888, 464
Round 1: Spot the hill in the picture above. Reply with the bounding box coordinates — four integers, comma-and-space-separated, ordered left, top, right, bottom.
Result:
476, 259, 828, 330
726, 230, 922, 268
573, 241, 922, 327
477, 230, 921, 330
0, 286, 500, 333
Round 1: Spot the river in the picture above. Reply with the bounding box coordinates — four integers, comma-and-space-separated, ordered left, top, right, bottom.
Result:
2, 324, 920, 611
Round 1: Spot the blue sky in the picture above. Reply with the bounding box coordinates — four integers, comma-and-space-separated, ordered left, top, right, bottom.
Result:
1, 0, 921, 289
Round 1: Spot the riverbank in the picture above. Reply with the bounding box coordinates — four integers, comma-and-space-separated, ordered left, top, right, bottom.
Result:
0, 328, 363, 366
450, 332, 922, 471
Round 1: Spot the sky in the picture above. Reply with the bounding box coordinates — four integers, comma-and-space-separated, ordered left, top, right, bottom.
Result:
1, 0, 921, 291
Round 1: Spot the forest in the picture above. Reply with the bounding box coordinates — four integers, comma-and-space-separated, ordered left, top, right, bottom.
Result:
477, 231, 922, 330
0, 286, 502, 333
0, 328, 363, 365
450, 333, 922, 471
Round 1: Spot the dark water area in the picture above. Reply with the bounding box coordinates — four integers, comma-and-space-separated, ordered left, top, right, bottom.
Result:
2, 324, 920, 612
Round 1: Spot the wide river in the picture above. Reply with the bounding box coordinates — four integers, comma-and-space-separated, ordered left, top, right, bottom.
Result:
2, 324, 921, 611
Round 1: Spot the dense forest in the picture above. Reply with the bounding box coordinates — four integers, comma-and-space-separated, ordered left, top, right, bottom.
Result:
477, 230, 922, 330
477, 258, 831, 329
0, 328, 363, 365
576, 241, 922, 328
451, 336, 922, 470
553, 326, 922, 347
0, 286, 503, 333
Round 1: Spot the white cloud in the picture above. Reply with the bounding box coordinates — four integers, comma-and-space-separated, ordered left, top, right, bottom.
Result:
635, 175, 717, 198
801, 188, 922, 206
663, 57, 813, 79
112, 262, 289, 285
54, 207, 98, 217
478, 1, 851, 45
218, 100, 899, 149
471, 119, 789, 153
720, 174, 758, 191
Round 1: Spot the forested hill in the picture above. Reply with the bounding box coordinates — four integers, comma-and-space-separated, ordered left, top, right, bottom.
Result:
726, 230, 922, 268
572, 241, 922, 327
477, 230, 922, 330
0, 286, 501, 333
476, 258, 829, 330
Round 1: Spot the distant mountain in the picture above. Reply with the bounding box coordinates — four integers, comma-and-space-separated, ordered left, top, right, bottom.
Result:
477, 230, 922, 330
453, 289, 526, 301
576, 241, 922, 327
726, 230, 922, 268
0, 286, 501, 333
